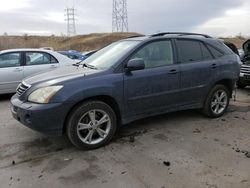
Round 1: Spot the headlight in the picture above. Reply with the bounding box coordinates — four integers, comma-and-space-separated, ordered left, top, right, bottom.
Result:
28, 86, 63, 104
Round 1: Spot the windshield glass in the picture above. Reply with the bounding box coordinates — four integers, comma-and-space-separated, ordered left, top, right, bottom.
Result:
82, 40, 140, 69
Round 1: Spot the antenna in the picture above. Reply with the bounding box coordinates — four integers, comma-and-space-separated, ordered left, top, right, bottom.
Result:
112, 0, 128, 32
65, 7, 77, 36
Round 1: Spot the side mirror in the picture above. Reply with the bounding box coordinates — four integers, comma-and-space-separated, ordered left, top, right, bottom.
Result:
126, 58, 145, 71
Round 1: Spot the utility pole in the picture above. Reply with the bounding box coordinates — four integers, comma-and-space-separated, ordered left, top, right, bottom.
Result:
65, 7, 77, 36
112, 0, 128, 32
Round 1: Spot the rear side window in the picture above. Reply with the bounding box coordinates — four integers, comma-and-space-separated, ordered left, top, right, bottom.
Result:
201, 43, 213, 60
207, 45, 224, 58
25, 52, 58, 65
177, 40, 213, 63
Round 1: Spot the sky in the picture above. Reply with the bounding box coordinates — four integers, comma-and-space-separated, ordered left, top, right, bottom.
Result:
0, 0, 249, 37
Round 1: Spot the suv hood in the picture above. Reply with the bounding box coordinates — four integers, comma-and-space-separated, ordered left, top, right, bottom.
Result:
24, 66, 101, 85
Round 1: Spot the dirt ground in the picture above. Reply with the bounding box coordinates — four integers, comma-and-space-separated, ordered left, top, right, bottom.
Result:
0, 88, 249, 188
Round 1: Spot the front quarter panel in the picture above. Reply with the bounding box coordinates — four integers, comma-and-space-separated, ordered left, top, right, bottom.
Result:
50, 72, 124, 114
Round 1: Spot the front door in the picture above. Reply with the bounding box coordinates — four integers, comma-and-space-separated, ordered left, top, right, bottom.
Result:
123, 40, 180, 117
0, 52, 23, 93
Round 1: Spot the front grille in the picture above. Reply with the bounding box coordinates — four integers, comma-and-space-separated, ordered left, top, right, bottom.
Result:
16, 82, 31, 96
240, 65, 250, 74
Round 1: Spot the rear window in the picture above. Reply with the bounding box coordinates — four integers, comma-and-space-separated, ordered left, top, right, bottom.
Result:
207, 45, 224, 58
177, 40, 213, 63
207, 40, 232, 55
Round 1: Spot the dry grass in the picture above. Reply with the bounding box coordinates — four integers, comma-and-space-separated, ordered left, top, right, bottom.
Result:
0, 33, 248, 52
0, 32, 142, 52
221, 37, 247, 48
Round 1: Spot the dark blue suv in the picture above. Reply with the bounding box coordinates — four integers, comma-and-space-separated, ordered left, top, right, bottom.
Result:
11, 32, 240, 149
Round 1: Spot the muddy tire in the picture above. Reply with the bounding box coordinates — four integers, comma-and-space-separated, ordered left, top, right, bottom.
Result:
66, 101, 117, 150
202, 85, 230, 118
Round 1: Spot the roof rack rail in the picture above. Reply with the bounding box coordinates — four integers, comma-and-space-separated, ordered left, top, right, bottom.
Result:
150, 32, 212, 38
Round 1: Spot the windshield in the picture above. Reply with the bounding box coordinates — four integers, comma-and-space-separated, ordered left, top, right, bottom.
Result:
82, 40, 140, 69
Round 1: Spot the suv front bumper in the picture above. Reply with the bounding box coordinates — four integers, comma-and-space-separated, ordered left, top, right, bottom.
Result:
239, 73, 250, 85
11, 94, 71, 136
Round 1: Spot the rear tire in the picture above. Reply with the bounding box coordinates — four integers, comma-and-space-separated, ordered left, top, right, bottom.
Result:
202, 85, 230, 118
66, 101, 117, 150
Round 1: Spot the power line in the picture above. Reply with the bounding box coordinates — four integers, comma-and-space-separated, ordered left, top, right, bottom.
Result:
65, 7, 77, 36
112, 0, 128, 32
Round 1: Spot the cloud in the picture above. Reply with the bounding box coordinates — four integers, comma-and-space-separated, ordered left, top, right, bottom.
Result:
194, 0, 250, 36
0, 0, 31, 12
128, 0, 244, 34
0, 0, 248, 36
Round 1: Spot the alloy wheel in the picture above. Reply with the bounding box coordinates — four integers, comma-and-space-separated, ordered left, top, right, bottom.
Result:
76, 109, 111, 145
210, 89, 228, 115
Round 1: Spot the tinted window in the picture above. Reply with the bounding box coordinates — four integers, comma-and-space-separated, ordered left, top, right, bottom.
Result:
25, 52, 58, 65
210, 41, 232, 54
207, 45, 224, 58
177, 40, 203, 63
177, 40, 215, 62
130, 40, 173, 69
0, 53, 21, 68
201, 43, 213, 60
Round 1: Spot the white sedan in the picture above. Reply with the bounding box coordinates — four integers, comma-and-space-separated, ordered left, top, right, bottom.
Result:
0, 48, 75, 94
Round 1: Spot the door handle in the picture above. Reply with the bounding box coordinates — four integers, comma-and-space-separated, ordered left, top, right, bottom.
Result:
13, 68, 22, 72
210, 63, 217, 69
50, 65, 57, 68
168, 69, 178, 74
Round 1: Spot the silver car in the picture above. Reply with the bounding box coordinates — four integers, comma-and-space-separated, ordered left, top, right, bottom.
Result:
0, 49, 75, 94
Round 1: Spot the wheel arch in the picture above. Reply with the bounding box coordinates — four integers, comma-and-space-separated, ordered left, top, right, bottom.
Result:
63, 95, 121, 134
213, 79, 235, 97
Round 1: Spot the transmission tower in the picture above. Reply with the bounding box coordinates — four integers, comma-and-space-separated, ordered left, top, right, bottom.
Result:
112, 0, 128, 32
65, 7, 77, 36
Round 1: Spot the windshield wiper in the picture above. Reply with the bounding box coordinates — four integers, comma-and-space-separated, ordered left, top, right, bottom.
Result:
73, 59, 98, 69
73, 59, 84, 67
83, 63, 98, 70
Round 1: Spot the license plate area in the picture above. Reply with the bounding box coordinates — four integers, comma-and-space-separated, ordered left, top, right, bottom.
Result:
244, 75, 250, 80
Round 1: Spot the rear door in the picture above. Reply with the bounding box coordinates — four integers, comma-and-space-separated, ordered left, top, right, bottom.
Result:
176, 39, 219, 106
23, 52, 59, 78
123, 40, 181, 116
0, 52, 23, 93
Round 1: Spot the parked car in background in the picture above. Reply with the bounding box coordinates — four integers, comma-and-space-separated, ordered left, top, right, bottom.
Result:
11, 32, 240, 149
224, 42, 239, 56
238, 39, 250, 88
238, 48, 245, 60
0, 49, 75, 94
58, 50, 86, 62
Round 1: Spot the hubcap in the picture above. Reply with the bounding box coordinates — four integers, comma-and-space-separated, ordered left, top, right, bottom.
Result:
77, 109, 111, 145
211, 89, 228, 115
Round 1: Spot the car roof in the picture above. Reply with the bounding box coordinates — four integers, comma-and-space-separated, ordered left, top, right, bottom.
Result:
123, 33, 218, 43
0, 48, 54, 54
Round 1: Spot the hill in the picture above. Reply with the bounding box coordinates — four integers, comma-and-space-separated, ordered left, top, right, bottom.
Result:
0, 33, 248, 52
0, 32, 141, 52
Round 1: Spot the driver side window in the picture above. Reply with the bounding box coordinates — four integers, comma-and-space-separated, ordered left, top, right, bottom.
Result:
130, 40, 173, 69
0, 53, 21, 68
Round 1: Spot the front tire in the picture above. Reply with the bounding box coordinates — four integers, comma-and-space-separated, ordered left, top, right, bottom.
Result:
66, 101, 117, 150
202, 85, 230, 118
